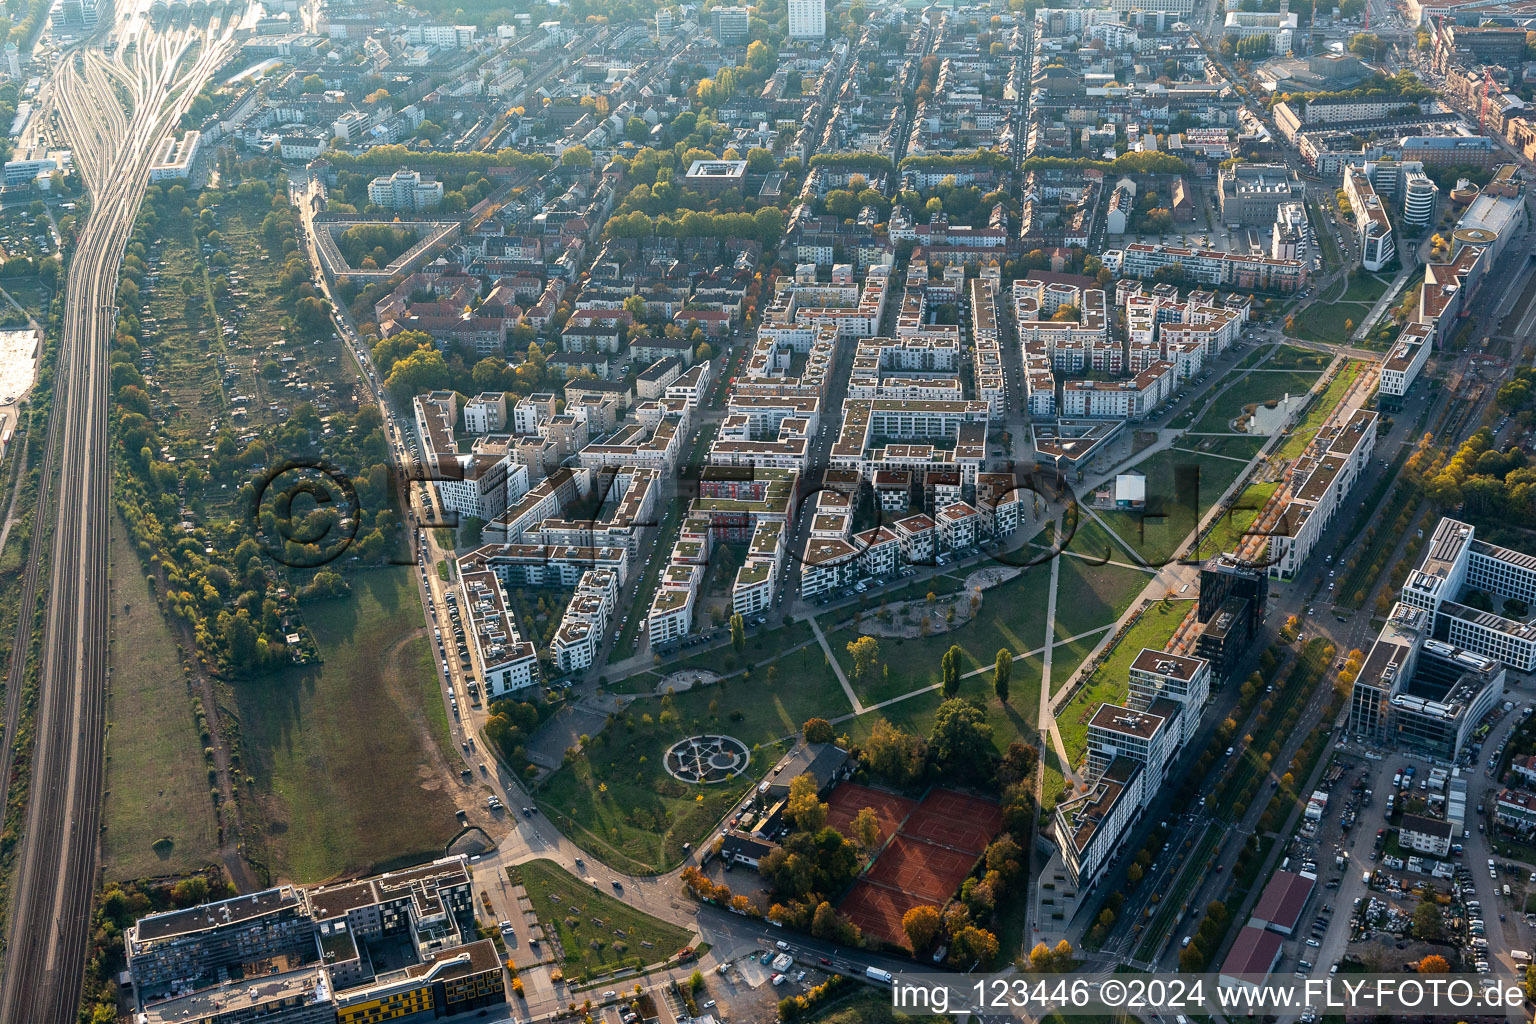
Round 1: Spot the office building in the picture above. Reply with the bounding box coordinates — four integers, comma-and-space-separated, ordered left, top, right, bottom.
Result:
1401, 517, 1536, 671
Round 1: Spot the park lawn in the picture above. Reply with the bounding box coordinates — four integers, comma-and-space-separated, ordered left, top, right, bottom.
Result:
1199, 481, 1281, 559
843, 655, 1043, 747
103, 516, 221, 881
827, 568, 1052, 706
1273, 360, 1366, 464
1263, 344, 1333, 371
1173, 434, 1265, 462
1097, 451, 1250, 566
511, 859, 692, 979
1340, 273, 1391, 304
649, 620, 818, 681
1055, 600, 1192, 764
1040, 748, 1070, 813
1191, 370, 1322, 434
537, 647, 850, 872
234, 567, 462, 883
1063, 514, 1139, 564
1291, 301, 1367, 345
1052, 557, 1150, 643
413, 635, 455, 758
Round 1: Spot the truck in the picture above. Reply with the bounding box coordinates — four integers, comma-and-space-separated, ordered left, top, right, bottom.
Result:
866, 967, 894, 985
1513, 950, 1531, 963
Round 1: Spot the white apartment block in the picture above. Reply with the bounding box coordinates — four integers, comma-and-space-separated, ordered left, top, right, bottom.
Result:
459, 569, 539, 696
368, 168, 445, 211
1061, 363, 1175, 419
550, 568, 619, 674
1266, 409, 1377, 579
1345, 166, 1396, 272
788, 0, 825, 37
1379, 322, 1431, 411
464, 392, 507, 434
1053, 650, 1211, 891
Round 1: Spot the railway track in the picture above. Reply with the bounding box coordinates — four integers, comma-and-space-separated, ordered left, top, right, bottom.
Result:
0, 18, 237, 1021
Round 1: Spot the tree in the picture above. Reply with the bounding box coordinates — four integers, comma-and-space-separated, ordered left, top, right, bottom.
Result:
902, 905, 942, 951
802, 717, 834, 744
787, 774, 828, 832
730, 612, 745, 654
993, 649, 1012, 702
851, 807, 881, 854
561, 144, 594, 169
951, 925, 1000, 967
861, 719, 926, 784
928, 699, 994, 780
1418, 955, 1450, 973
846, 636, 880, 683
940, 645, 962, 698
1413, 897, 1443, 941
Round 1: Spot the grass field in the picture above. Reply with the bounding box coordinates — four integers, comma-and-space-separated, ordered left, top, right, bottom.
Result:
103, 516, 221, 881
1056, 600, 1192, 763
1272, 360, 1365, 465
511, 859, 692, 979
538, 645, 851, 872
1173, 435, 1265, 462
842, 655, 1042, 745
827, 569, 1052, 706
1291, 301, 1368, 345
1340, 273, 1391, 305
1262, 344, 1332, 372
235, 567, 461, 883
1199, 481, 1280, 558
1053, 556, 1149, 643
1191, 370, 1321, 433
1097, 451, 1251, 566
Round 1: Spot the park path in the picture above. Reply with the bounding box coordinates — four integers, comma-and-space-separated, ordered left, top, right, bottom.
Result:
809, 615, 866, 714
1038, 513, 1075, 781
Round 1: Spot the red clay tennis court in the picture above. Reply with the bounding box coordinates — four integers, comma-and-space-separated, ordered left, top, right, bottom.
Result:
836, 787, 1004, 948
840, 880, 916, 946
864, 835, 973, 903
825, 783, 917, 846
901, 790, 1004, 854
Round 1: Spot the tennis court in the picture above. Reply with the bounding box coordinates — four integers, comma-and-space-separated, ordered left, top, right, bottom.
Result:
825, 783, 917, 847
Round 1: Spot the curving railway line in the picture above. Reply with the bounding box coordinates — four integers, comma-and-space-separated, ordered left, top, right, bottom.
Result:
0, 13, 238, 1021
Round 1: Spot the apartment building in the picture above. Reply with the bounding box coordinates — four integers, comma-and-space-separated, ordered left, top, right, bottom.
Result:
367, 168, 445, 211
1266, 409, 1378, 580
1053, 649, 1213, 892
1378, 322, 1432, 411
125, 858, 506, 1024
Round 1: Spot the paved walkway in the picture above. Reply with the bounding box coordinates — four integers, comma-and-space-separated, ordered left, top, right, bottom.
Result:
809, 615, 865, 714
1038, 513, 1074, 779
1351, 266, 1415, 343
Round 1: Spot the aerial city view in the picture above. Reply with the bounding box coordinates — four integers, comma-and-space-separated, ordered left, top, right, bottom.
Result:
9, 0, 1536, 1017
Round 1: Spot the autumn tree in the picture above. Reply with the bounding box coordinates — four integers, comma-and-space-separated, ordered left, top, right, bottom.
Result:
902, 905, 942, 951
846, 635, 880, 684
802, 717, 834, 744
786, 773, 828, 832
1417, 954, 1449, 973
851, 807, 881, 855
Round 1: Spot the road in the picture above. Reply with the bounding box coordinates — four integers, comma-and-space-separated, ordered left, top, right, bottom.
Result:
0, 5, 243, 1020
